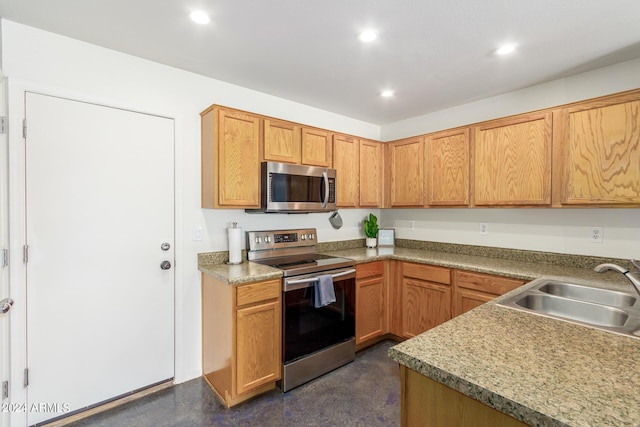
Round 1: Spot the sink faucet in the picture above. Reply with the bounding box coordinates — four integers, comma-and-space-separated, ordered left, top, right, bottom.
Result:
594, 260, 640, 296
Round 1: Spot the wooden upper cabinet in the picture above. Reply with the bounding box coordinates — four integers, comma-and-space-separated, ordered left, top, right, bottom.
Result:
388, 137, 424, 207
201, 106, 261, 208
473, 112, 552, 206
425, 128, 470, 206
301, 127, 333, 167
333, 134, 359, 207
359, 139, 384, 207
263, 119, 301, 164
554, 90, 640, 206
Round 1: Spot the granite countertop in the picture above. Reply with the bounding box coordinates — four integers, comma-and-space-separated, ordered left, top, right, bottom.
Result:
320, 246, 631, 290
199, 244, 629, 289
198, 261, 282, 285
388, 275, 640, 427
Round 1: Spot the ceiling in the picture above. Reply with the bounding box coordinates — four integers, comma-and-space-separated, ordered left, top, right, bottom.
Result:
2, 0, 640, 124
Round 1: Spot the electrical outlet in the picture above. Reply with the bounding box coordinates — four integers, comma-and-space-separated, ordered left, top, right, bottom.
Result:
408, 220, 415, 230
590, 226, 603, 243
479, 223, 488, 235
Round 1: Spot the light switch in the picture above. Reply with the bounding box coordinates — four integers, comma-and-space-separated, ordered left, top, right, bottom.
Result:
193, 225, 203, 241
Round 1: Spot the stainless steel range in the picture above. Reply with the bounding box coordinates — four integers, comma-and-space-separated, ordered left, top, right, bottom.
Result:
247, 228, 356, 392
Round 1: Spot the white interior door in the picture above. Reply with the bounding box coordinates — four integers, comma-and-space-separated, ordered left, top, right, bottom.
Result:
24, 92, 175, 425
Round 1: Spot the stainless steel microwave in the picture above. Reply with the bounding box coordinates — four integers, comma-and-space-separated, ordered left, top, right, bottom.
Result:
246, 162, 337, 213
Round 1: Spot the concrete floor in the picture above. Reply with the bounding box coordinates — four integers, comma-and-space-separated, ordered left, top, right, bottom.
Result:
68, 340, 401, 426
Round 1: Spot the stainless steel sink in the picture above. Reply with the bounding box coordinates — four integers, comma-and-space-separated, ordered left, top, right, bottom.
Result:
537, 282, 637, 307
513, 293, 629, 327
497, 278, 640, 339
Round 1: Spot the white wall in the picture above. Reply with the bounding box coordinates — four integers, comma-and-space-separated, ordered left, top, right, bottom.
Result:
1, 19, 380, 393
382, 208, 639, 259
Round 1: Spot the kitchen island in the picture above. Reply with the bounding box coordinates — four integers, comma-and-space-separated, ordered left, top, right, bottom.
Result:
388, 278, 640, 426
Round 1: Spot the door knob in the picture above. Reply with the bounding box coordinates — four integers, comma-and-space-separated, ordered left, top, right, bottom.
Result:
161, 243, 170, 251
0, 298, 14, 315
160, 261, 172, 270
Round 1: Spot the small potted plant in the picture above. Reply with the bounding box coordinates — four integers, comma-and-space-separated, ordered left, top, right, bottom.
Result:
363, 213, 379, 248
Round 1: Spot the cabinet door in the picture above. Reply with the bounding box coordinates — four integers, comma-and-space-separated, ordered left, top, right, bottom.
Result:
473, 112, 552, 206
389, 137, 424, 207
333, 134, 360, 207
356, 262, 386, 344
402, 278, 451, 338
425, 128, 470, 206
205, 107, 261, 208
452, 270, 524, 317
301, 127, 333, 167
263, 119, 301, 164
359, 140, 384, 207
236, 299, 281, 395
555, 92, 640, 205
453, 288, 495, 317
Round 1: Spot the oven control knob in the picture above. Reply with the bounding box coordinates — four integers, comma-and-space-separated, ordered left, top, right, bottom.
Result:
309, 233, 315, 240
265, 236, 271, 243
255, 237, 262, 244
301, 234, 306, 240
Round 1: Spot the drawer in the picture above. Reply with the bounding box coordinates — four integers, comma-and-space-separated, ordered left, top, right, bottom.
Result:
356, 261, 385, 279
454, 270, 524, 296
402, 263, 450, 285
236, 279, 281, 306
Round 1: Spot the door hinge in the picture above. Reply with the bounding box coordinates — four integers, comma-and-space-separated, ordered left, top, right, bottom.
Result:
2, 381, 8, 399
0, 116, 6, 134
23, 369, 29, 387
1, 249, 7, 268
22, 119, 27, 139
23, 245, 29, 264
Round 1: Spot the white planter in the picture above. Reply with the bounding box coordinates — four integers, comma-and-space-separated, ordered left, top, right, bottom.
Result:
366, 237, 377, 248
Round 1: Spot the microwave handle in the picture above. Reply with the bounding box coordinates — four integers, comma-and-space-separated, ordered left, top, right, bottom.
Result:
321, 171, 329, 208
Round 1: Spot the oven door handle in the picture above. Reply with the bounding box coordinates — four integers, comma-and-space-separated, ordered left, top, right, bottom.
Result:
286, 268, 356, 286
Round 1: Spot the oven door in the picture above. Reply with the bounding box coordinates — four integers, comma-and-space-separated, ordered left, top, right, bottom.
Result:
282, 267, 355, 364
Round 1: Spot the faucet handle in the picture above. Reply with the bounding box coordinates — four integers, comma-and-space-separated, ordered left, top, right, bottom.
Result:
632, 259, 640, 272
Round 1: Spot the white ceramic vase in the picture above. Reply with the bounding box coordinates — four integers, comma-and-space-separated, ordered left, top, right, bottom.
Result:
366, 237, 377, 248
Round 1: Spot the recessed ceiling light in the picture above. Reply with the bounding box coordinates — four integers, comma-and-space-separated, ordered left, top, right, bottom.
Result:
190, 10, 210, 25
359, 31, 378, 42
496, 43, 517, 55
380, 90, 395, 98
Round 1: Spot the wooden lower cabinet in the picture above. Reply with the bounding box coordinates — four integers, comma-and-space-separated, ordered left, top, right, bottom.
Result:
202, 275, 281, 407
453, 270, 524, 317
401, 263, 451, 338
401, 366, 526, 427
355, 261, 387, 345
